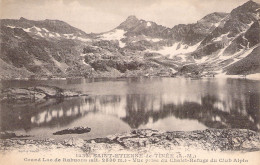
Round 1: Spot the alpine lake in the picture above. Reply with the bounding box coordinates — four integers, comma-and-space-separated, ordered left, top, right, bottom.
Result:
0, 77, 259, 141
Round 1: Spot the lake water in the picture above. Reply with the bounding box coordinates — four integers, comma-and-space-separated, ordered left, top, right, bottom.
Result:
0, 77, 259, 141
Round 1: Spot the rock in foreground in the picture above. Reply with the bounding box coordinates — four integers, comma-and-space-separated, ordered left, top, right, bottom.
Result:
1, 129, 259, 153
91, 129, 260, 152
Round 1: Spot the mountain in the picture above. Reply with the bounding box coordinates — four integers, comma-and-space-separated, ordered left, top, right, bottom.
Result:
117, 15, 169, 38
1, 17, 90, 40
0, 17, 93, 79
143, 0, 260, 75
0, 0, 259, 79
189, 0, 260, 74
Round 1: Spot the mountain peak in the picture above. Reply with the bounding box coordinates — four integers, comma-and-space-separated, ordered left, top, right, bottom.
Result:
235, 0, 260, 11
19, 17, 28, 21
230, 0, 260, 19
243, 0, 259, 7
126, 15, 139, 21
117, 15, 141, 30
245, 0, 258, 5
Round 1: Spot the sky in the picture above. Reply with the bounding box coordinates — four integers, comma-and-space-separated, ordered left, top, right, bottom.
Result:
0, 0, 256, 33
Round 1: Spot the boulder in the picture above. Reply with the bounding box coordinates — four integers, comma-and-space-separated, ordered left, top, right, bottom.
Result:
63, 138, 85, 147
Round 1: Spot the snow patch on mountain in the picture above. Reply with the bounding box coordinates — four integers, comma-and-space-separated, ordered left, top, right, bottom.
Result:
14, 35, 21, 39
55, 33, 61, 37
195, 56, 209, 64
214, 22, 221, 27
64, 34, 73, 38
119, 42, 126, 48
100, 29, 126, 47
147, 22, 151, 27
23, 28, 31, 32
242, 35, 250, 48
81, 58, 88, 65
5, 25, 69, 40
100, 29, 126, 41
36, 32, 44, 37
248, 21, 254, 26
49, 33, 55, 37
33, 59, 43, 65
147, 41, 201, 59
62, 34, 90, 41
42, 28, 49, 32
32, 26, 42, 31
143, 36, 162, 42
131, 36, 162, 43
77, 37, 90, 42
170, 68, 177, 74
6, 25, 16, 28
150, 38, 161, 42
6, 25, 31, 33
213, 32, 230, 42
148, 37, 162, 42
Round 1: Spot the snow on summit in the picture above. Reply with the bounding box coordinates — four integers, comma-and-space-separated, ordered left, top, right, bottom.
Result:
5, 24, 91, 42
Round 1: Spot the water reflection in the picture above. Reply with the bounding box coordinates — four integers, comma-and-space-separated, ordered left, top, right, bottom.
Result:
0, 78, 259, 139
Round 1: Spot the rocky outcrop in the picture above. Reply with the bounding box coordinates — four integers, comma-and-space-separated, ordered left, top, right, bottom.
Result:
0, 131, 30, 139
0, 129, 259, 153
0, 85, 86, 102
53, 127, 91, 135
91, 129, 260, 151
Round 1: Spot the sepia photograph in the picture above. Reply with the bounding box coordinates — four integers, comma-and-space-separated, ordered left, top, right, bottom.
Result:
0, 0, 260, 164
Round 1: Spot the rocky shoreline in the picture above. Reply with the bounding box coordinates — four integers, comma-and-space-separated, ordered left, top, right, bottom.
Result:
0, 85, 87, 103
1, 73, 260, 82
1, 129, 259, 154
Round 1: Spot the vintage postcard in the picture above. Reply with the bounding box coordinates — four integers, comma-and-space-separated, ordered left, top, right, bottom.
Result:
0, 0, 260, 165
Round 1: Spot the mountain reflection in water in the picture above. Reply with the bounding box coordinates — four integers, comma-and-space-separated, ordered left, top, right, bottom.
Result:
0, 78, 259, 139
